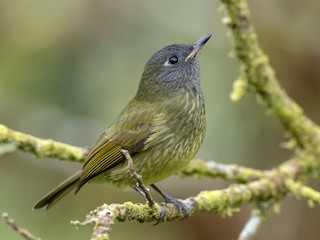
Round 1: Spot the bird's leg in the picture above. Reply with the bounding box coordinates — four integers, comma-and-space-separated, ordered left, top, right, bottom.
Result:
121, 149, 155, 207
151, 184, 189, 218
131, 183, 147, 198
130, 183, 166, 225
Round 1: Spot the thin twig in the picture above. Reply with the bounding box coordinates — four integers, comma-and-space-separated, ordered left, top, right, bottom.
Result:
2, 212, 42, 240
238, 215, 261, 240
286, 179, 320, 207
121, 149, 155, 206
238, 201, 279, 240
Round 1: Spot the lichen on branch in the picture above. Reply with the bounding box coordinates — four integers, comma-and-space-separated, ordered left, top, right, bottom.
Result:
221, 0, 320, 152
0, 124, 86, 162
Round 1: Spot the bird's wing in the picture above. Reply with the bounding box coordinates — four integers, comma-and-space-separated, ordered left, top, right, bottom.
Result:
76, 125, 151, 192
76, 101, 167, 192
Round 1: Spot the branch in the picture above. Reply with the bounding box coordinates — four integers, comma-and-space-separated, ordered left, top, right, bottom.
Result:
218, 1, 320, 237
221, 0, 320, 152
2, 212, 41, 240
285, 179, 320, 207
238, 201, 280, 240
71, 207, 114, 240
71, 156, 308, 227
180, 159, 264, 183
238, 214, 261, 240
0, 123, 86, 162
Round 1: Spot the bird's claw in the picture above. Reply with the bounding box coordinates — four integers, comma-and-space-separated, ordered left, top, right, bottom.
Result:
153, 205, 166, 225
164, 196, 189, 218
153, 198, 189, 225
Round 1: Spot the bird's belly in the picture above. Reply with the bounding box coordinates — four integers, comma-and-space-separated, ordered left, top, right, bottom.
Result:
92, 135, 201, 187
92, 96, 206, 187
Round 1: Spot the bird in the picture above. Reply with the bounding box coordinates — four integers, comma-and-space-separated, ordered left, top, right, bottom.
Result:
34, 33, 211, 211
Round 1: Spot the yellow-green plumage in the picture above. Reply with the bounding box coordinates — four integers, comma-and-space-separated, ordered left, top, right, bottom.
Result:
92, 90, 206, 187
34, 34, 210, 209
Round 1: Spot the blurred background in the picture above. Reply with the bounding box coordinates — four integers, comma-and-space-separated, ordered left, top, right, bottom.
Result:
1, 0, 320, 239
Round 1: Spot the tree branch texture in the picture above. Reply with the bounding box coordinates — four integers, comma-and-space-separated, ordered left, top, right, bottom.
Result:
1, 0, 320, 239
0, 124, 86, 162
2, 213, 41, 240
223, 0, 320, 153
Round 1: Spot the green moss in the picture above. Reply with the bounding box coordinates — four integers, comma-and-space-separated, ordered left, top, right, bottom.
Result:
0, 123, 85, 162
230, 78, 248, 102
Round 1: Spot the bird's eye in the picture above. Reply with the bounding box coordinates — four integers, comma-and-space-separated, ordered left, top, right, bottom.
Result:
169, 56, 178, 64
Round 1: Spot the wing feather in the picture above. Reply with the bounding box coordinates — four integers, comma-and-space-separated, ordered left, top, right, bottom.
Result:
75, 122, 152, 192
75, 99, 169, 192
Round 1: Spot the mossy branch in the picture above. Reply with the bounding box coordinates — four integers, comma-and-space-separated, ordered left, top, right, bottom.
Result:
70, 155, 320, 240
221, 0, 320, 152
0, 124, 86, 162
180, 159, 264, 182
219, 0, 320, 238
286, 180, 320, 207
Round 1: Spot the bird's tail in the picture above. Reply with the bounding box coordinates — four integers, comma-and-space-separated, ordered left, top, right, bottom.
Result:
33, 171, 82, 210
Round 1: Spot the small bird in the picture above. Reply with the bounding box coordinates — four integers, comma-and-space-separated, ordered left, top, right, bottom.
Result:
34, 34, 211, 210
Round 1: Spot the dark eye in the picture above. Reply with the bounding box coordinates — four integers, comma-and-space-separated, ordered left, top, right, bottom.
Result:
169, 56, 178, 64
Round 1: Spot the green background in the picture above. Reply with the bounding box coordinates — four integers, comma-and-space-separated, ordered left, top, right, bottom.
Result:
1, 0, 320, 239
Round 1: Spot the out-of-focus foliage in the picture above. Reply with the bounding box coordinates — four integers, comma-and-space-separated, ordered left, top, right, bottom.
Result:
0, 1, 319, 239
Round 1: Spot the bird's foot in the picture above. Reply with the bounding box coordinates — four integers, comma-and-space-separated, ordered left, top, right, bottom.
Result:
153, 197, 189, 225
162, 195, 189, 217
150, 184, 189, 225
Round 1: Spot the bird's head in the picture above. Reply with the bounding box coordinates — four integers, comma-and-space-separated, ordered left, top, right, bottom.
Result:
135, 34, 211, 101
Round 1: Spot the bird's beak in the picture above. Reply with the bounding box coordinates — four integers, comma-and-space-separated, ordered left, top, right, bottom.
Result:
185, 33, 212, 62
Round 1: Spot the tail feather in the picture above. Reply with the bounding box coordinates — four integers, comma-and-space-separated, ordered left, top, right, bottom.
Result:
34, 171, 82, 210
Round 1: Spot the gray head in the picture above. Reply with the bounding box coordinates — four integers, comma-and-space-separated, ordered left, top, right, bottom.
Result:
135, 34, 211, 102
